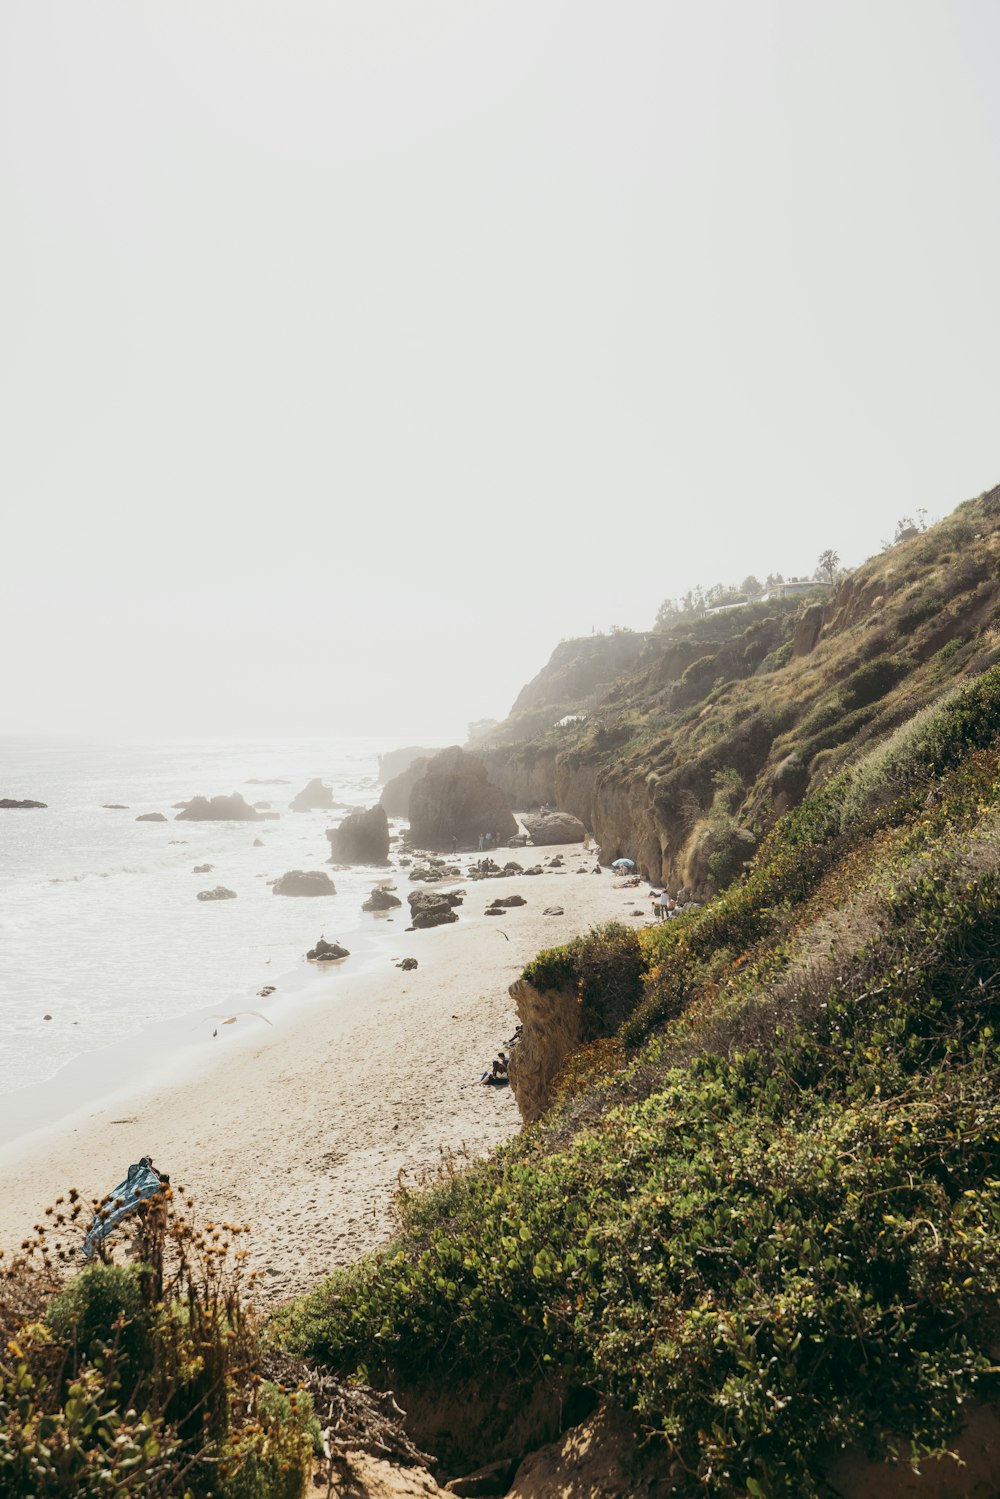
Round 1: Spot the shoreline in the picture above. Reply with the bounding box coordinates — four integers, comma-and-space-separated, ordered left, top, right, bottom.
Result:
0, 847, 649, 1302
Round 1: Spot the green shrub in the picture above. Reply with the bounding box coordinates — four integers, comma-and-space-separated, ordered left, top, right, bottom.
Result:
47, 1263, 153, 1379
524, 924, 645, 1037
691, 815, 755, 890
219, 1384, 319, 1499
522, 945, 578, 994
758, 639, 794, 673
680, 654, 717, 686
771, 751, 808, 803
276, 847, 1000, 1496
839, 654, 909, 710
575, 923, 645, 1035
798, 703, 877, 760
0, 1198, 312, 1499
797, 697, 844, 737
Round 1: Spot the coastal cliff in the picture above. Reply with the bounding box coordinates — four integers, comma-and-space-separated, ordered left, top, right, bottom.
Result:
275, 482, 1000, 1496
10, 482, 1000, 1498
481, 484, 1000, 897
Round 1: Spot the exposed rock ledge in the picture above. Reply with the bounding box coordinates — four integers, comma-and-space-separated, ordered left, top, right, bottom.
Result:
290, 777, 335, 812
506, 976, 585, 1126
176, 793, 264, 822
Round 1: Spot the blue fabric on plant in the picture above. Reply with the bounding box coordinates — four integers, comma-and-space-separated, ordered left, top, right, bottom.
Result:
82, 1157, 165, 1259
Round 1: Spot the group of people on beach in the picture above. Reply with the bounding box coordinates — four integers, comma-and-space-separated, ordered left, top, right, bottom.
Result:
481, 1024, 522, 1086
649, 889, 692, 921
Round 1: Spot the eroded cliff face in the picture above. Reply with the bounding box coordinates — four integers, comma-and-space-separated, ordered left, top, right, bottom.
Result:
479, 488, 1000, 897
508, 633, 647, 718
507, 976, 584, 1126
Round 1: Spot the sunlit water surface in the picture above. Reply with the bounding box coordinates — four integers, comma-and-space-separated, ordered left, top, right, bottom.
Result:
0, 736, 412, 1100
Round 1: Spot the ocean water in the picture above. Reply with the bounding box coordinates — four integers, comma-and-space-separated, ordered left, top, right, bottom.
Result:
0, 736, 412, 1108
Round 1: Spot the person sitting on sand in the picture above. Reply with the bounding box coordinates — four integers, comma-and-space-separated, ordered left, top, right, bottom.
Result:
481, 1052, 510, 1085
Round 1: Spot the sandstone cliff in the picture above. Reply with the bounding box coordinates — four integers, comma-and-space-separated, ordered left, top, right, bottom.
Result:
506, 976, 585, 1125
479, 484, 1000, 898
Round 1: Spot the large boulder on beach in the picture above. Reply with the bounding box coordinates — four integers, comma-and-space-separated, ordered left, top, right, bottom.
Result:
290, 778, 335, 812
326, 804, 390, 864
379, 758, 429, 818
176, 793, 263, 822
407, 748, 517, 850
362, 886, 402, 911
273, 869, 337, 897
407, 888, 462, 929
307, 937, 350, 960
522, 811, 588, 845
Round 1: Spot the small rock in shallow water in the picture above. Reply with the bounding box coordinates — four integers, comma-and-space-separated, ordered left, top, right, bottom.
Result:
273, 869, 336, 897
307, 938, 349, 960
197, 886, 237, 901
362, 887, 402, 912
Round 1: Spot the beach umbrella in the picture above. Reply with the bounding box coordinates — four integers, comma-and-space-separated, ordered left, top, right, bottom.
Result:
612, 857, 635, 868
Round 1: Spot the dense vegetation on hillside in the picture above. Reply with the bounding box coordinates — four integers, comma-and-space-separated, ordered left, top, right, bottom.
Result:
276, 643, 1000, 1494
4, 487, 1000, 1496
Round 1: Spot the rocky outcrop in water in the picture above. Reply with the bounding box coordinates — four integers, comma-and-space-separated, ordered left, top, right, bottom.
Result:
407, 748, 516, 850
290, 778, 335, 812
176, 793, 263, 822
0, 798, 47, 809
362, 886, 402, 911
197, 886, 237, 901
136, 812, 167, 822
307, 937, 350, 960
273, 870, 337, 896
326, 805, 390, 864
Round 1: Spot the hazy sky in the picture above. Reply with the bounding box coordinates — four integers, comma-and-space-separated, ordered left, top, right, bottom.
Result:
3, 1, 998, 741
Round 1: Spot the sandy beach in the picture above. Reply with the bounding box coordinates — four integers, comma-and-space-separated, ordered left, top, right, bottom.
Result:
0, 846, 649, 1303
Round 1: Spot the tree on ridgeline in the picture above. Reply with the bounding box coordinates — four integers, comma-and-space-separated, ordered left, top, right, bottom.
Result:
817, 548, 840, 584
